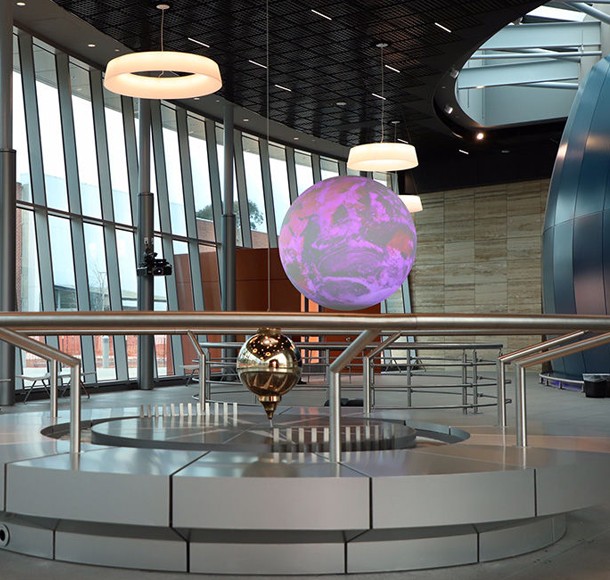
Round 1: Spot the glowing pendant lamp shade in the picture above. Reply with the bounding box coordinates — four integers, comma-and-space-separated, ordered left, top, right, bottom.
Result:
347, 142, 418, 172
347, 42, 418, 172
104, 4, 222, 100
400, 194, 423, 213
104, 51, 222, 99
279, 175, 417, 311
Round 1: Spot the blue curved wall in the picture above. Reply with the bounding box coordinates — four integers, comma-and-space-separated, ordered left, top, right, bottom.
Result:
543, 57, 610, 377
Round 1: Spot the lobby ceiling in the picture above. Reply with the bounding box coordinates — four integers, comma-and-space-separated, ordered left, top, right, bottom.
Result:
32, 0, 563, 190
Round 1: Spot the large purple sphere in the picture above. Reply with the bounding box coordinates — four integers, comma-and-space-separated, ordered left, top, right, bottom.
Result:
278, 176, 417, 311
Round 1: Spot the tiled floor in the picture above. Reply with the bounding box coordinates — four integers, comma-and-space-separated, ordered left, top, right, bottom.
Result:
2, 372, 610, 579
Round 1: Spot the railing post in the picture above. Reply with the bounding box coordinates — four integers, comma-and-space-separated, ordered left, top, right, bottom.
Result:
50, 359, 58, 419
199, 349, 208, 405
329, 329, 379, 463
461, 350, 468, 414
472, 349, 479, 414
496, 358, 507, 428
329, 370, 341, 462
70, 362, 81, 454
514, 363, 527, 447
363, 355, 372, 415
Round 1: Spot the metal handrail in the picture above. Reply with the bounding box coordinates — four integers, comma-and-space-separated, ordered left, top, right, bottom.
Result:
496, 330, 587, 428
0, 328, 81, 452
3, 311, 610, 334
3, 311, 610, 460
187, 332, 209, 406
513, 331, 610, 446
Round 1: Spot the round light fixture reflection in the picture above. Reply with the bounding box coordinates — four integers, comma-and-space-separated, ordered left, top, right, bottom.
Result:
399, 194, 423, 213
279, 176, 417, 311
347, 142, 418, 172
104, 51, 222, 99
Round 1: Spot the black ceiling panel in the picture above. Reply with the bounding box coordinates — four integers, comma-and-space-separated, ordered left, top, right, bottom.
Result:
49, 0, 563, 188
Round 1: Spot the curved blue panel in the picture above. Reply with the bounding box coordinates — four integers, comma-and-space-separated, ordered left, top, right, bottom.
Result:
543, 57, 610, 377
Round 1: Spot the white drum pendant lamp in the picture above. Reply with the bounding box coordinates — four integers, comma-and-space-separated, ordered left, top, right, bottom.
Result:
347, 43, 418, 172
348, 142, 418, 172
104, 3, 222, 100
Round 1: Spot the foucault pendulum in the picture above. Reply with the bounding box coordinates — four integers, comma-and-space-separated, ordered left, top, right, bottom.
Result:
236, 327, 302, 424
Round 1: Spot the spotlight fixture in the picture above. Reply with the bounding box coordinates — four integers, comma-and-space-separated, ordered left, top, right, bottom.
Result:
475, 131, 485, 141
104, 4, 222, 100
347, 43, 418, 172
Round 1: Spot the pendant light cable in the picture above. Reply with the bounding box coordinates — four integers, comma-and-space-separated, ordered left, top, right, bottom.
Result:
266, 0, 272, 312
380, 43, 385, 143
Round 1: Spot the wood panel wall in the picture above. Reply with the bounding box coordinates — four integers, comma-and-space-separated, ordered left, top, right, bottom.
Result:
410, 179, 549, 359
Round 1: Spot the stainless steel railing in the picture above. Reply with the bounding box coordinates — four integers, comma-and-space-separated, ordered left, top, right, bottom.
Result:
1, 311, 610, 461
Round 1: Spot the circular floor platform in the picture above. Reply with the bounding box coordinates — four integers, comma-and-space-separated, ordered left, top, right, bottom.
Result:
1, 403, 609, 574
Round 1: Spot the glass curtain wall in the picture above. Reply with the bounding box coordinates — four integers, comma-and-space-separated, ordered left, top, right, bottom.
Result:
11, 27, 410, 390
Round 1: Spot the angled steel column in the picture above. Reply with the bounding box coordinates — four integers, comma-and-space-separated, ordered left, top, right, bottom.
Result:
137, 99, 155, 390
221, 103, 236, 375
0, 0, 16, 406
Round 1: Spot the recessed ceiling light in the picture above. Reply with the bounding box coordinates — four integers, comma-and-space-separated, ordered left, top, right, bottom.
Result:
501, 149, 510, 154
384, 64, 401, 73
243, 118, 250, 122
16, 1, 26, 6
293, 137, 299, 141
459, 149, 469, 155
336, 101, 347, 106
249, 59, 267, 69
444, 104, 454, 114
114, 48, 120, 52
475, 131, 485, 141
188, 37, 210, 49
88, 43, 96, 48
275, 84, 292, 92
193, 97, 200, 100
311, 9, 332, 21
372, 93, 386, 100
434, 22, 452, 33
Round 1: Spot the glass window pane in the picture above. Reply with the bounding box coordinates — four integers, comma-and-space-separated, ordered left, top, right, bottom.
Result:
34, 44, 68, 211
269, 143, 290, 233
320, 157, 339, 181
104, 88, 132, 225
14, 35, 31, 203
83, 223, 109, 311
242, 135, 268, 247
84, 223, 117, 382
153, 237, 168, 312
161, 106, 187, 236
17, 209, 41, 312
153, 238, 169, 378
49, 216, 77, 310
188, 115, 215, 242
173, 241, 193, 310
295, 150, 314, 194
70, 62, 102, 218
373, 171, 390, 186
115, 229, 137, 310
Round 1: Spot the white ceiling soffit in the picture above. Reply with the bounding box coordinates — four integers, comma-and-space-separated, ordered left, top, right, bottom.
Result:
456, 14, 602, 126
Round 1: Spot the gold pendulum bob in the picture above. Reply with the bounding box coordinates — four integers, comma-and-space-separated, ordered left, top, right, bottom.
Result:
236, 327, 302, 420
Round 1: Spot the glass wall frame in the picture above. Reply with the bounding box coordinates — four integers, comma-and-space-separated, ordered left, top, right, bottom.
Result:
11, 24, 411, 391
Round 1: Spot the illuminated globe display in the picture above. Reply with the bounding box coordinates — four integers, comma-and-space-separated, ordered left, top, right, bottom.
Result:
278, 175, 417, 311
